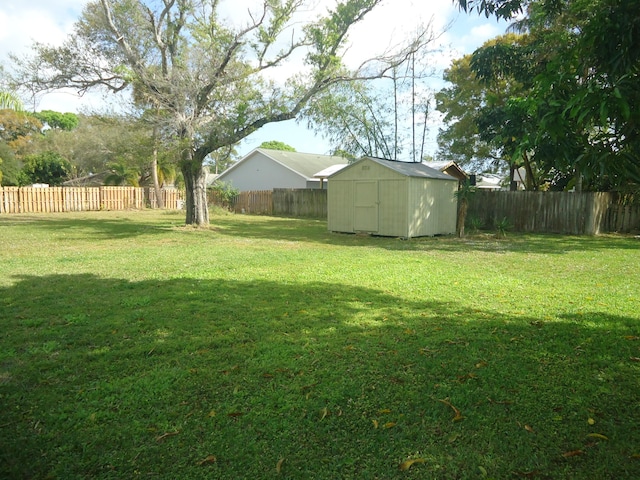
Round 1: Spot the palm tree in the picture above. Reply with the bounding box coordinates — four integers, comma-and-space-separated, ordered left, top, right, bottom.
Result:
104, 160, 140, 187
454, 180, 475, 238
0, 91, 24, 111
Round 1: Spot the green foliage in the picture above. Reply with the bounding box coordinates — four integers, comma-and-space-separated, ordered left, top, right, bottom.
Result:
20, 151, 71, 186
0, 91, 24, 111
34, 110, 79, 131
104, 160, 141, 187
454, 0, 640, 191
208, 180, 239, 209
494, 216, 512, 237
436, 35, 528, 174
259, 140, 296, 152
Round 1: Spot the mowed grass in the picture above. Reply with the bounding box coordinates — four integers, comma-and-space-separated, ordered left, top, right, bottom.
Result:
0, 210, 639, 479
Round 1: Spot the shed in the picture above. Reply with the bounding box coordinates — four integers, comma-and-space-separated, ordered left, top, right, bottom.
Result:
327, 157, 458, 238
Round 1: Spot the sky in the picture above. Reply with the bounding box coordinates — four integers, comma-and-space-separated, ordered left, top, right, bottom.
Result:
0, 0, 508, 159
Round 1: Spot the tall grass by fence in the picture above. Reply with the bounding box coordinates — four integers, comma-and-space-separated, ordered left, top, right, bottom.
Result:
0, 186, 183, 214
468, 191, 640, 234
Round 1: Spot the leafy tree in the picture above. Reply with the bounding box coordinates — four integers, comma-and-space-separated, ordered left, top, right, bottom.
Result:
259, 141, 296, 152
21, 151, 72, 186
435, 41, 521, 173
0, 91, 24, 111
15, 0, 431, 225
33, 110, 79, 131
104, 160, 140, 187
455, 0, 640, 190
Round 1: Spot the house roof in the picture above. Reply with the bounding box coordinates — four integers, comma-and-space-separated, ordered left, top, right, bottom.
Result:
222, 148, 348, 180
423, 160, 468, 181
330, 157, 456, 181
313, 164, 348, 178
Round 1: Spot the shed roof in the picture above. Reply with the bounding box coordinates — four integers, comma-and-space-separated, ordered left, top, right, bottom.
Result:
330, 157, 456, 181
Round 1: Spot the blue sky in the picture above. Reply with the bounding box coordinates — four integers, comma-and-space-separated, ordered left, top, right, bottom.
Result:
0, 0, 508, 159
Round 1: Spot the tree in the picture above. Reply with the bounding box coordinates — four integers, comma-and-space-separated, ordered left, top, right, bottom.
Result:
33, 110, 79, 131
259, 141, 296, 152
455, 0, 640, 190
104, 160, 140, 186
436, 34, 545, 189
15, 0, 432, 225
454, 180, 475, 237
0, 91, 24, 111
21, 151, 72, 186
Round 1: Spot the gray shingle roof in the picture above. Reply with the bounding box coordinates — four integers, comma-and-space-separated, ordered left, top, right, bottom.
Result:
339, 157, 457, 181
257, 149, 348, 179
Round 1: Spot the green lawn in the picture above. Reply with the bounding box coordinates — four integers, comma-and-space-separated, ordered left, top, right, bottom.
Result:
1, 210, 639, 479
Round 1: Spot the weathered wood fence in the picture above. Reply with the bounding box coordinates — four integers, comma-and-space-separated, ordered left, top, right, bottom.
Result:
0, 186, 184, 214
225, 189, 327, 217
222, 189, 638, 234
467, 191, 640, 235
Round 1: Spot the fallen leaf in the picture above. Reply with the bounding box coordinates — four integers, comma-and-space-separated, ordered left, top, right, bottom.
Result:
478, 465, 488, 476
524, 425, 535, 433
227, 411, 243, 417
624, 336, 639, 340
276, 457, 285, 473
378, 408, 391, 414
586, 433, 608, 440
630, 357, 640, 362
155, 431, 179, 443
383, 422, 396, 429
475, 361, 488, 369
208, 410, 216, 417
197, 455, 217, 466
588, 418, 596, 425
319, 407, 329, 421
562, 450, 583, 458
372, 419, 379, 429
438, 398, 464, 422
398, 458, 425, 471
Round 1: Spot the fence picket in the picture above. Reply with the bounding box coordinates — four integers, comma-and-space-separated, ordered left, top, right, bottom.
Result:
0, 187, 183, 214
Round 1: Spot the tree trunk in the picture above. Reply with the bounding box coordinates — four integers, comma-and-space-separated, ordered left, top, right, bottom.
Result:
457, 198, 467, 238
181, 154, 209, 226
151, 126, 164, 209
151, 154, 165, 210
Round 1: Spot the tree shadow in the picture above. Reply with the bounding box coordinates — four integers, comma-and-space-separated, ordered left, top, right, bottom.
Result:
1, 274, 638, 479
0, 211, 181, 239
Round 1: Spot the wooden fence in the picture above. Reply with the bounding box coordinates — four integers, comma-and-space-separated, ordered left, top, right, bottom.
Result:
468, 191, 640, 235
223, 189, 328, 217
0, 186, 184, 214
273, 189, 327, 218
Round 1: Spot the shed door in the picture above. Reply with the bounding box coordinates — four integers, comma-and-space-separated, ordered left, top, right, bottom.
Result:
354, 181, 378, 232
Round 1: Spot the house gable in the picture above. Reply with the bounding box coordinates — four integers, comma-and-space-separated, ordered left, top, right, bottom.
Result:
218, 148, 347, 191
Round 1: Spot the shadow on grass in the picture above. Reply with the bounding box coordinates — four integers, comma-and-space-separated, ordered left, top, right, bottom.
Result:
1, 274, 639, 479
2, 211, 638, 254
0, 211, 181, 239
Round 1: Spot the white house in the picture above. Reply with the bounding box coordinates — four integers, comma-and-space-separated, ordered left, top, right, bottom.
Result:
217, 148, 348, 191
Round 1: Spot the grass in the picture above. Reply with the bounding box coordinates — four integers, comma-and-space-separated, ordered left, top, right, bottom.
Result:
0, 210, 639, 479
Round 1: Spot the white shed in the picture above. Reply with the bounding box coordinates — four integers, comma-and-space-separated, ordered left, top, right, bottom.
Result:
327, 157, 458, 238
